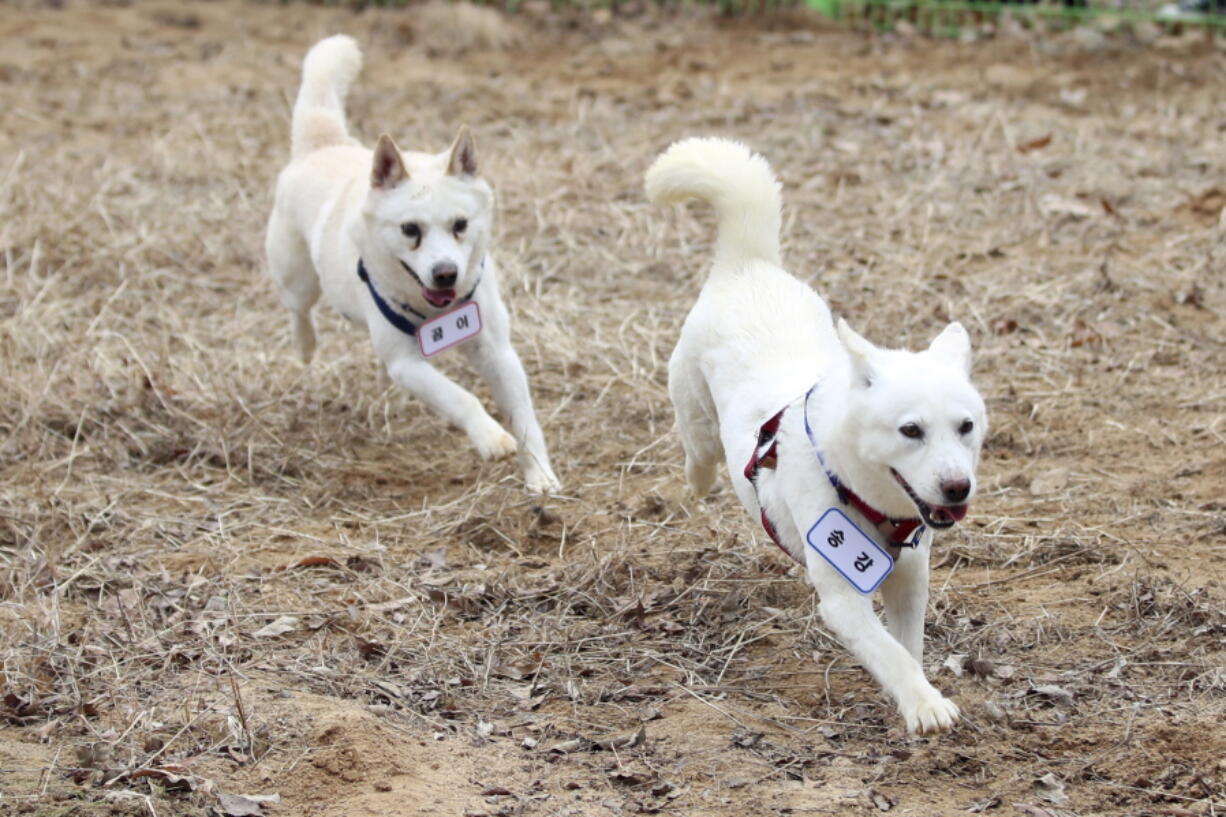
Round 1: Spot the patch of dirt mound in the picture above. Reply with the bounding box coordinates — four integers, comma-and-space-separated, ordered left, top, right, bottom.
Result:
309, 713, 407, 785
223, 693, 521, 817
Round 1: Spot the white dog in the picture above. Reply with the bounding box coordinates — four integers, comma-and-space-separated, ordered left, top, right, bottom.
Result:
265, 36, 560, 494
646, 138, 986, 734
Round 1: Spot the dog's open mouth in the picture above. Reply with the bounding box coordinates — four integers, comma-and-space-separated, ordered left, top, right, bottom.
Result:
422, 288, 457, 308
399, 260, 458, 308
890, 469, 968, 529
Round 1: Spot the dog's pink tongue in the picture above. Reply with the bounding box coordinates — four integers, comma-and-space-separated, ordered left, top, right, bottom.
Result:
423, 288, 456, 307
932, 504, 969, 524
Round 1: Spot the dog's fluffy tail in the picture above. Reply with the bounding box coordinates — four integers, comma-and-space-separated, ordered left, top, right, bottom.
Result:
645, 137, 782, 270
291, 35, 363, 160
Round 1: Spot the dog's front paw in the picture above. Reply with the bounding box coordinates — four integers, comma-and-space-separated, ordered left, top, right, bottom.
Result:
524, 466, 561, 495
473, 426, 518, 461
899, 687, 960, 736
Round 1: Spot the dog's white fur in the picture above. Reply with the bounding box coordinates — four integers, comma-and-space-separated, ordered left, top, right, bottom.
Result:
265, 35, 559, 493
646, 137, 987, 734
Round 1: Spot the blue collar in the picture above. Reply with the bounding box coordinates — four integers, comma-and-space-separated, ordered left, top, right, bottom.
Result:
357, 259, 481, 338
802, 383, 925, 548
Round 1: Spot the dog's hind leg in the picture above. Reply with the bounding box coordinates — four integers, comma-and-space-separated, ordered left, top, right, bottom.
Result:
669, 353, 722, 497
265, 210, 321, 364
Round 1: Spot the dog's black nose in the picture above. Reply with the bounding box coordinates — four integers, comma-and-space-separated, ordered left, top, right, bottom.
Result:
941, 478, 971, 504
432, 262, 458, 288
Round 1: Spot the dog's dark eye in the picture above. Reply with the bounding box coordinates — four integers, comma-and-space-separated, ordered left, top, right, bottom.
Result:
899, 423, 924, 440
958, 419, 974, 435
401, 223, 421, 242
453, 218, 467, 237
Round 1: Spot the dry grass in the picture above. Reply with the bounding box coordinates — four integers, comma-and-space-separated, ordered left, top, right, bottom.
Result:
1, 2, 1225, 816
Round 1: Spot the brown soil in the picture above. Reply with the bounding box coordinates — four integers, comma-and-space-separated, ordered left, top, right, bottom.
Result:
1, 2, 1224, 816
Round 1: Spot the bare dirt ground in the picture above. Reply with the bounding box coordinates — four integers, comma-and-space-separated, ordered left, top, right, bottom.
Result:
1, 2, 1225, 815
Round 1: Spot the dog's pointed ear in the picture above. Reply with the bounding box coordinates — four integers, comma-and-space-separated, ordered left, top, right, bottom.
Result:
837, 318, 877, 388
371, 134, 408, 189
928, 322, 972, 374
446, 126, 478, 177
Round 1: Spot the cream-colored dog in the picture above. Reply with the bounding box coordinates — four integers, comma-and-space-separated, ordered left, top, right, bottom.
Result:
647, 138, 986, 734
265, 35, 560, 493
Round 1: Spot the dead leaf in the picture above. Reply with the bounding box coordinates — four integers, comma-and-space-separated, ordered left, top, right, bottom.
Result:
1030, 684, 1075, 706
426, 587, 481, 617
373, 680, 405, 699
75, 742, 113, 768
215, 792, 280, 816
356, 638, 386, 660
609, 767, 651, 786
493, 652, 543, 681
991, 317, 1019, 335
1016, 135, 1052, 154
650, 780, 676, 797
868, 788, 896, 811
251, 616, 299, 639
1186, 187, 1225, 220
344, 555, 379, 574
966, 794, 1002, 812
548, 737, 588, 753
417, 547, 449, 571
506, 683, 535, 701
656, 619, 684, 635
731, 730, 763, 749
980, 701, 1008, 723
591, 725, 646, 751
275, 555, 342, 572
943, 653, 968, 677
123, 766, 196, 792
605, 683, 670, 702
1033, 773, 1070, 806
618, 598, 648, 626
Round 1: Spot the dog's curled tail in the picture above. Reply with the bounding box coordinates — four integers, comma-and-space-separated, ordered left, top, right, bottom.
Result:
645, 137, 782, 270
291, 35, 363, 160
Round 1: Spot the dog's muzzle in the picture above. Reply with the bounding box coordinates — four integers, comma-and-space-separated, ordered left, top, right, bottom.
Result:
890, 469, 968, 529
400, 259, 457, 308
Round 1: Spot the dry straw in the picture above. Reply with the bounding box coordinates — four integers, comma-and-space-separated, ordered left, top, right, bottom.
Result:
0, 1, 1224, 815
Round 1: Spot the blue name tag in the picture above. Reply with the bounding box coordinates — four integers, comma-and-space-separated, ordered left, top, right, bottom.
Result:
805, 508, 893, 594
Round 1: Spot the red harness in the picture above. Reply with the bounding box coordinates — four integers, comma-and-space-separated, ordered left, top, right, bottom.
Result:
744, 405, 924, 562
743, 409, 789, 556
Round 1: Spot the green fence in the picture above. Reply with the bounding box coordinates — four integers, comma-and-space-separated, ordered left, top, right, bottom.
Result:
320, 0, 1226, 32
808, 0, 1226, 33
